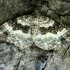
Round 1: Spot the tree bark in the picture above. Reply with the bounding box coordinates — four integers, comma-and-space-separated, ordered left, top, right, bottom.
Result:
0, 0, 70, 70
37, 0, 70, 26
0, 0, 70, 25
0, 0, 36, 25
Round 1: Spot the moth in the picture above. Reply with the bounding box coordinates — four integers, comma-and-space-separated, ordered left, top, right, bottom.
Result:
0, 15, 69, 50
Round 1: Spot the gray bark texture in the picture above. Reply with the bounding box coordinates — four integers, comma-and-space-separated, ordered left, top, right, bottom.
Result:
0, 0, 70, 25
0, 0, 70, 70
37, 0, 70, 26
0, 0, 36, 25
